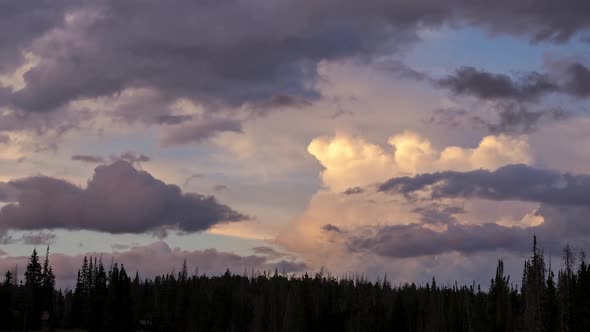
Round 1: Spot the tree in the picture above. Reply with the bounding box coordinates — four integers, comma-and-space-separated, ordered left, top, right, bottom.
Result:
25, 248, 42, 289
24, 248, 44, 329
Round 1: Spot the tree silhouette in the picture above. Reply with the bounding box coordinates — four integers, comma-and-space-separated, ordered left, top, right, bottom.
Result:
4, 237, 590, 331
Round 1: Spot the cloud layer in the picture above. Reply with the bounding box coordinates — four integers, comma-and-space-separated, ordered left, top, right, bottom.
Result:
379, 164, 590, 206
2, 1, 590, 117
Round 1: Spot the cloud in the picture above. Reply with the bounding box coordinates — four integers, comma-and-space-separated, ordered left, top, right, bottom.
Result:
343, 187, 365, 195
379, 164, 590, 207
429, 104, 568, 135
435, 63, 590, 102
2, 1, 590, 117
347, 222, 540, 258
309, 132, 531, 191
72, 154, 105, 163
279, 130, 553, 274
160, 119, 243, 146
0, 241, 308, 287
322, 224, 343, 233
20, 231, 56, 245
564, 63, 590, 98
212, 184, 229, 192
412, 203, 464, 225
246, 95, 313, 118
251, 246, 287, 258
0, 183, 20, 202
183, 174, 204, 188
437, 67, 558, 101
476, 105, 567, 134
116, 152, 151, 164
0, 160, 247, 234
155, 114, 193, 125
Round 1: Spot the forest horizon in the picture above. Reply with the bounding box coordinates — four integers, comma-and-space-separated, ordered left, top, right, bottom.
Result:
2, 236, 590, 331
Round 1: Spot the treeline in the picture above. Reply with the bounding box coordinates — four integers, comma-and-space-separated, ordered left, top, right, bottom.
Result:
1, 237, 590, 331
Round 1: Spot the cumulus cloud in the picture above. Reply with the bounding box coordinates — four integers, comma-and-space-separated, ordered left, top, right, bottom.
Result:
0, 160, 247, 234
308, 132, 531, 191
0, 241, 308, 287
278, 130, 575, 276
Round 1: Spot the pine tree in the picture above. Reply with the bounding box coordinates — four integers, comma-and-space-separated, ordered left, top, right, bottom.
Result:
25, 248, 43, 288
2, 270, 12, 287
24, 248, 44, 329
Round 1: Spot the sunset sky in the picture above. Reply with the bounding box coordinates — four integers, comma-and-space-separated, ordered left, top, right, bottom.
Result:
2, 1, 590, 287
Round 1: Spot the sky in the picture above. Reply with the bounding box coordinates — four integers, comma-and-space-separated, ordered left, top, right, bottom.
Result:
2, 0, 590, 288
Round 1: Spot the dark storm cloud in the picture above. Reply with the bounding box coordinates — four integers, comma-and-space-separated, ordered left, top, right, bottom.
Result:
437, 67, 558, 101
0, 160, 247, 234
0, 1, 77, 73
72, 154, 105, 163
347, 222, 539, 258
3, 0, 590, 117
379, 164, 590, 206
436, 64, 590, 102
160, 119, 243, 146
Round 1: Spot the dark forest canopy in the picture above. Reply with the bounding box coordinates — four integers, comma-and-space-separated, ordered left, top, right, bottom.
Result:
1, 237, 590, 332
